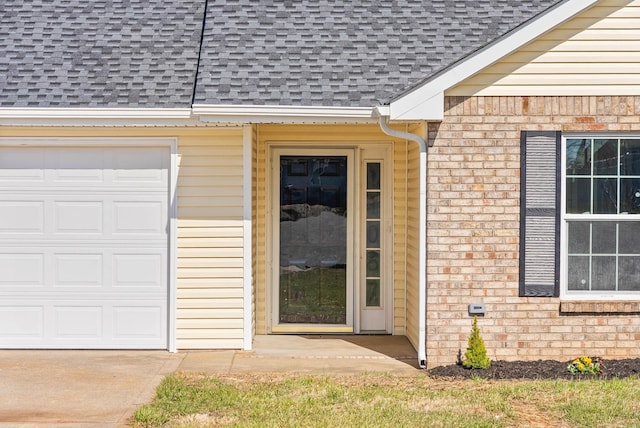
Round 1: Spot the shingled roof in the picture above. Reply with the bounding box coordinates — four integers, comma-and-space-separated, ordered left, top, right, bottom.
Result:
1, 1, 564, 109
0, 0, 204, 108
194, 0, 564, 107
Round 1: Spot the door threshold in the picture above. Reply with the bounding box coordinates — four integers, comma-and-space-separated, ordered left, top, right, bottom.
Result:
271, 326, 353, 334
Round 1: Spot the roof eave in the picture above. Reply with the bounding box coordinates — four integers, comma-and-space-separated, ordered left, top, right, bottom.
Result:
0, 108, 196, 126
192, 104, 388, 124
389, 0, 601, 121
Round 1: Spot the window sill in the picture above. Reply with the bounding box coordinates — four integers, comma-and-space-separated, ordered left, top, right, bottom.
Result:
560, 300, 640, 314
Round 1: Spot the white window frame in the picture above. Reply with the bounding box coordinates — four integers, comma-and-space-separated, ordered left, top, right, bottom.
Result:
561, 134, 640, 301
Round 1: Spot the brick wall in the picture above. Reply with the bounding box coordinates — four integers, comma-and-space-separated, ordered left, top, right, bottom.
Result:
426, 96, 640, 368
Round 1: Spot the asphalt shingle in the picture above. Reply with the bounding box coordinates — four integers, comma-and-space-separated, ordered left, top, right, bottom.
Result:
0, 0, 205, 108
1, 1, 564, 109
195, 0, 563, 107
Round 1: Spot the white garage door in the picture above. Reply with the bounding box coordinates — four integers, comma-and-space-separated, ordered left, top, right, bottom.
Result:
0, 144, 170, 349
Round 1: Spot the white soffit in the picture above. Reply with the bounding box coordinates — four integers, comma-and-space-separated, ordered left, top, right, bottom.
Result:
389, 0, 601, 121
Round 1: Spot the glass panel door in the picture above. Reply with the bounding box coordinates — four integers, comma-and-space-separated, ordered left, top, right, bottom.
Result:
278, 155, 348, 324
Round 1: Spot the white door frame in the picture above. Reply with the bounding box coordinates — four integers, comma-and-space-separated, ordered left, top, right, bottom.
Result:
357, 145, 393, 333
267, 142, 393, 334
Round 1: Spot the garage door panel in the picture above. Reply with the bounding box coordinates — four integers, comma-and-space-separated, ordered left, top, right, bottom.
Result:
112, 200, 166, 236
113, 306, 164, 338
0, 299, 167, 347
54, 306, 102, 338
0, 307, 43, 337
0, 253, 44, 286
55, 201, 104, 234
113, 253, 164, 288
0, 201, 44, 234
54, 253, 103, 287
0, 144, 170, 349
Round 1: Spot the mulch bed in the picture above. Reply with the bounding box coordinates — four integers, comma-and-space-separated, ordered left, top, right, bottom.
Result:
428, 358, 640, 380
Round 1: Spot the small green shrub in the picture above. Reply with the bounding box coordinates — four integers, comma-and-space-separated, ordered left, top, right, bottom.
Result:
462, 316, 491, 370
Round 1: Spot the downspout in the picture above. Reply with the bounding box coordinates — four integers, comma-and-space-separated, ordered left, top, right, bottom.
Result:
373, 107, 427, 369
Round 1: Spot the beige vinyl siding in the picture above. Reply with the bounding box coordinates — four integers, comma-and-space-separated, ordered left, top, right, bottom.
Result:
176, 128, 246, 349
393, 141, 408, 335
450, 0, 640, 96
404, 136, 421, 350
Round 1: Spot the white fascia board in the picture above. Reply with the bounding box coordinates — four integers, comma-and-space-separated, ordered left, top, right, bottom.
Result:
389, 0, 601, 121
193, 104, 382, 124
0, 108, 195, 126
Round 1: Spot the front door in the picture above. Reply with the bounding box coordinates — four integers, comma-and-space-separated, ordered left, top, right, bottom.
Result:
270, 146, 392, 334
273, 150, 353, 332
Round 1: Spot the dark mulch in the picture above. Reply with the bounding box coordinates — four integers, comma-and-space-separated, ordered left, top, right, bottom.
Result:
428, 358, 640, 380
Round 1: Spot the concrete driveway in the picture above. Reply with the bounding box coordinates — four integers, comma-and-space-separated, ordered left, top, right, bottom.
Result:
0, 336, 418, 426
0, 350, 184, 427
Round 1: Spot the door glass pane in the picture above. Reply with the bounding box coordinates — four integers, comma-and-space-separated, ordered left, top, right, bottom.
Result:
367, 193, 380, 219
366, 250, 380, 277
367, 163, 381, 190
279, 156, 347, 324
366, 279, 380, 307
366, 221, 380, 248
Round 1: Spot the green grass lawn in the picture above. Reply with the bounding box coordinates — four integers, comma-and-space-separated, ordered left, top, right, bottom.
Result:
133, 373, 640, 427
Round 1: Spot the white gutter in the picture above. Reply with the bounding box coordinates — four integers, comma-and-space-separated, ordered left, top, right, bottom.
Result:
374, 108, 427, 369
0, 108, 197, 127
193, 104, 386, 124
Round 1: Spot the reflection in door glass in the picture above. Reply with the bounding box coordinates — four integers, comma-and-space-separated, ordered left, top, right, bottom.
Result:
279, 156, 347, 324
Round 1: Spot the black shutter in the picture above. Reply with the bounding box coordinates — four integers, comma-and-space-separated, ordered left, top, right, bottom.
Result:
519, 131, 561, 297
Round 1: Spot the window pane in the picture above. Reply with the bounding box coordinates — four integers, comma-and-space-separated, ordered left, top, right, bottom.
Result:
568, 256, 589, 290
621, 139, 640, 175
366, 279, 381, 306
566, 178, 591, 213
366, 250, 380, 277
367, 193, 380, 219
593, 139, 618, 175
592, 256, 616, 290
366, 221, 380, 248
620, 179, 640, 214
592, 222, 616, 254
593, 178, 617, 214
619, 222, 640, 254
367, 163, 381, 190
618, 256, 640, 291
566, 139, 591, 175
568, 221, 590, 254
